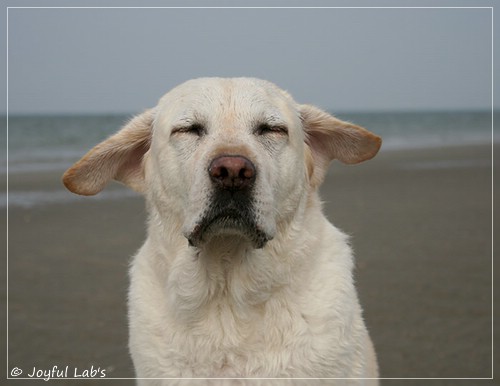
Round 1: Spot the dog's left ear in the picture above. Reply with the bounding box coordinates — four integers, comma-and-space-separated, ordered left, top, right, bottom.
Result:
301, 105, 382, 188
62, 109, 155, 196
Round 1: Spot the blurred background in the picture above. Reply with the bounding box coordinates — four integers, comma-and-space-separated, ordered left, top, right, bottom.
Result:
1, 1, 497, 385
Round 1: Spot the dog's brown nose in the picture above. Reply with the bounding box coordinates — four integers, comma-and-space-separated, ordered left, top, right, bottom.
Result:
209, 156, 256, 190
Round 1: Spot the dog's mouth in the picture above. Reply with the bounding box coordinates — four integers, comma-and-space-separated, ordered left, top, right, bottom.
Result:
186, 191, 271, 249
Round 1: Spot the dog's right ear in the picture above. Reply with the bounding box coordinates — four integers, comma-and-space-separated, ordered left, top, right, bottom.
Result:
62, 109, 155, 196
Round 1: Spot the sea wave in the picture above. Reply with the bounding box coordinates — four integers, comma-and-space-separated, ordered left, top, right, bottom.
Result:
3, 189, 140, 209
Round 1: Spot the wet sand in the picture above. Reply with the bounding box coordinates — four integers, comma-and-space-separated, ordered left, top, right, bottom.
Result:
2, 144, 496, 385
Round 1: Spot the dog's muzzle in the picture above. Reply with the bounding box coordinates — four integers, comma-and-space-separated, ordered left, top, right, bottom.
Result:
186, 155, 271, 249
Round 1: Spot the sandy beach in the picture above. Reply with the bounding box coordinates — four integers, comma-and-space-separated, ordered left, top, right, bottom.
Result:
2, 143, 495, 385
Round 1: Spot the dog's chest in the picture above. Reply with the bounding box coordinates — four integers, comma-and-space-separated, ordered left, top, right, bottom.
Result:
168, 296, 312, 377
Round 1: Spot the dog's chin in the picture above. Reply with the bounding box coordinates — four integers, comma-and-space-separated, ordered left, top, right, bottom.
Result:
186, 212, 271, 249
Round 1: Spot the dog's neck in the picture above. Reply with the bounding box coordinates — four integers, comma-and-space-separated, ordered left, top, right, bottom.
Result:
146, 191, 324, 325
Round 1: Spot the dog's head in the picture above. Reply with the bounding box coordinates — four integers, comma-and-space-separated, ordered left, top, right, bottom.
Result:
63, 78, 381, 249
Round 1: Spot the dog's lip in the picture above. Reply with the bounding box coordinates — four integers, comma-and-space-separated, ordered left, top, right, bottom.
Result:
192, 210, 249, 239
205, 210, 243, 227
187, 209, 271, 249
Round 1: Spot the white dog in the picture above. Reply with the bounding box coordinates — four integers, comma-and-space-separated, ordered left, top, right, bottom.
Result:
63, 78, 381, 385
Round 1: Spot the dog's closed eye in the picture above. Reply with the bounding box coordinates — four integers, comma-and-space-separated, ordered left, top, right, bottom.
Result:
171, 123, 206, 136
255, 122, 288, 136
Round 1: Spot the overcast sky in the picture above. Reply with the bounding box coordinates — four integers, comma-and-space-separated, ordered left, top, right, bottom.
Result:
3, 3, 497, 114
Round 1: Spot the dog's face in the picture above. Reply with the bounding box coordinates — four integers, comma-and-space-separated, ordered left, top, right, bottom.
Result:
151, 78, 308, 248
63, 78, 381, 249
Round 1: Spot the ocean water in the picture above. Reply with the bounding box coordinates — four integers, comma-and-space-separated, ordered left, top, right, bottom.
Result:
4, 114, 132, 174
2, 111, 495, 208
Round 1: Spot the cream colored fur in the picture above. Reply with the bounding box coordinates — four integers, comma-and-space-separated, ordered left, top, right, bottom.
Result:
63, 78, 381, 385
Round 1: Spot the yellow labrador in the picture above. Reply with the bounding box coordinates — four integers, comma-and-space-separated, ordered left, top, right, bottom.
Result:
63, 78, 381, 385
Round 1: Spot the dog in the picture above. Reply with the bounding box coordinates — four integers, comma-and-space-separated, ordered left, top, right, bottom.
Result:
63, 78, 381, 385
